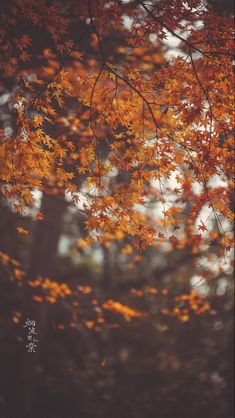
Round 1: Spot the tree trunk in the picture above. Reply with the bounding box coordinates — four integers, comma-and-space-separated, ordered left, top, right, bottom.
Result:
20, 192, 67, 418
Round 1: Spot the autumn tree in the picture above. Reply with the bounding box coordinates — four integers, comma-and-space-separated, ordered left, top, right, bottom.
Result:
0, 0, 234, 417
0, 0, 233, 253
0, 0, 233, 304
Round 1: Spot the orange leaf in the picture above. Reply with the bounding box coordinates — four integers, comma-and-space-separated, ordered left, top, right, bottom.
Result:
17, 227, 30, 236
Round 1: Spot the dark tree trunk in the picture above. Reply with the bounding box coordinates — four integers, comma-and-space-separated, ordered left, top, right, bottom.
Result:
20, 192, 67, 418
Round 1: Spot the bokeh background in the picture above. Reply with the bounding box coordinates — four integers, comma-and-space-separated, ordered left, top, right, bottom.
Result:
0, 191, 234, 418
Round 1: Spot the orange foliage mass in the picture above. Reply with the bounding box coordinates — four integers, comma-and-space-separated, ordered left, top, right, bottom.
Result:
102, 300, 143, 322
0, 1, 234, 322
0, 0, 233, 254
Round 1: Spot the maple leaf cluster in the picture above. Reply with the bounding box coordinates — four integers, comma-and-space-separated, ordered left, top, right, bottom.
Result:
0, 0, 233, 273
